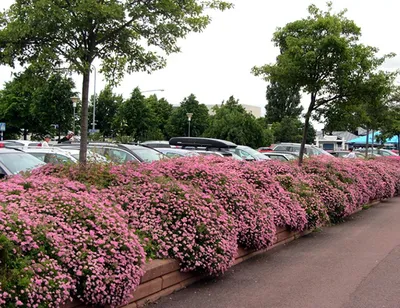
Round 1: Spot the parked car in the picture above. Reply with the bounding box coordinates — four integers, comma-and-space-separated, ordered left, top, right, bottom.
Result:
329, 150, 365, 158
23, 148, 109, 164
228, 145, 270, 161
263, 152, 298, 161
0, 146, 45, 178
272, 143, 333, 157
3, 140, 42, 148
258, 146, 274, 153
157, 148, 200, 158
23, 148, 77, 164
56, 142, 164, 163
194, 150, 243, 160
139, 140, 171, 148
377, 149, 399, 157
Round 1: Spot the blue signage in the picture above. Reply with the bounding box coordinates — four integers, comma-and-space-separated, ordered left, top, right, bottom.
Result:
0, 123, 5, 132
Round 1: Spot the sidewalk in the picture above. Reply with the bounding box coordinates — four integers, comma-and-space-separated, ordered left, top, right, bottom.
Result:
150, 197, 400, 308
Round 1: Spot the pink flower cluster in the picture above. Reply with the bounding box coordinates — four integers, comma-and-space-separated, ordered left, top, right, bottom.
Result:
0, 175, 145, 307
0, 155, 399, 306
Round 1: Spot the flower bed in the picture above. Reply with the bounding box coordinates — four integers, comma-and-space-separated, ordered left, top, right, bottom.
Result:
0, 156, 398, 307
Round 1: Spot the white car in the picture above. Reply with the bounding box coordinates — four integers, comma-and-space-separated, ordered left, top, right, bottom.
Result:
0, 146, 45, 178
22, 148, 108, 164
3, 139, 42, 148
22, 148, 78, 164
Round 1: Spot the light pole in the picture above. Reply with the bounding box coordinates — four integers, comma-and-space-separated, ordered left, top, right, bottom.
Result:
71, 97, 79, 134
186, 113, 193, 137
91, 65, 97, 131
142, 89, 165, 93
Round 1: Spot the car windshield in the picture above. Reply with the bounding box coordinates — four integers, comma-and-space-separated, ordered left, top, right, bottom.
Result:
0, 152, 45, 174
231, 146, 270, 160
124, 146, 164, 162
309, 146, 333, 156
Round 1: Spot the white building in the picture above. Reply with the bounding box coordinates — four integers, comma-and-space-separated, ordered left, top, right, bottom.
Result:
315, 131, 358, 151
206, 104, 262, 118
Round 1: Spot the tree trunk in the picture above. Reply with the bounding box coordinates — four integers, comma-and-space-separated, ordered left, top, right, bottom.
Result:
365, 128, 370, 158
397, 133, 400, 153
371, 129, 374, 155
79, 68, 90, 164
299, 93, 315, 166
23, 128, 27, 140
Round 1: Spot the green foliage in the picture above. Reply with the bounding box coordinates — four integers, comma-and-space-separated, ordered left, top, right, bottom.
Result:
145, 95, 174, 140
265, 81, 303, 123
375, 86, 400, 150
252, 2, 395, 164
0, 67, 76, 140
204, 96, 267, 148
272, 117, 316, 144
0, 0, 232, 163
167, 94, 210, 137
114, 88, 155, 141
0, 234, 34, 305
89, 85, 122, 139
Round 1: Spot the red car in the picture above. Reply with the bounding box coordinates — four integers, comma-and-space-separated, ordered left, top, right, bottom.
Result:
258, 146, 274, 153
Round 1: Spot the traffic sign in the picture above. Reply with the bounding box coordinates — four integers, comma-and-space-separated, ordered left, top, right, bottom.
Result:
0, 123, 5, 132
89, 129, 100, 134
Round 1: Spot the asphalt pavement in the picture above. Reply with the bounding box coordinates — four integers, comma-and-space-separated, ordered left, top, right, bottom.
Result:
150, 197, 400, 308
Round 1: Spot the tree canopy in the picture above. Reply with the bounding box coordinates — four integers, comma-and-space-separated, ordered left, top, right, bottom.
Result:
252, 2, 395, 164
88, 85, 122, 140
0, 67, 76, 140
0, 0, 232, 162
167, 94, 210, 137
265, 82, 303, 123
204, 96, 268, 148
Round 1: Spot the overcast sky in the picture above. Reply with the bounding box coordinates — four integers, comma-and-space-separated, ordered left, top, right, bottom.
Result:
0, 0, 399, 129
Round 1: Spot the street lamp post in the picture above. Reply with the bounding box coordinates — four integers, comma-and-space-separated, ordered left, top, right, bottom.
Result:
186, 113, 193, 137
71, 97, 80, 134
91, 65, 97, 131
142, 89, 165, 93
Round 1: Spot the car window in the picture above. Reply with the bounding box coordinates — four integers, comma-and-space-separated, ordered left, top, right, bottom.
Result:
164, 152, 183, 158
0, 166, 6, 178
269, 155, 287, 162
104, 148, 130, 163
30, 153, 46, 161
88, 146, 106, 156
274, 145, 287, 152
0, 153, 45, 174
125, 148, 164, 162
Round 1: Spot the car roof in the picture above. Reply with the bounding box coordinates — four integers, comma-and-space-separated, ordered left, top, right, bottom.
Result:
169, 137, 237, 149
0, 147, 26, 154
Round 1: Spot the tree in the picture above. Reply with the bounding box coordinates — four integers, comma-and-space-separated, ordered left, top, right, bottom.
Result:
204, 96, 267, 148
252, 3, 394, 164
145, 95, 173, 140
167, 94, 210, 137
0, 0, 232, 163
114, 88, 155, 141
31, 73, 77, 140
0, 67, 76, 139
379, 87, 400, 152
265, 81, 303, 123
320, 72, 395, 155
88, 85, 122, 140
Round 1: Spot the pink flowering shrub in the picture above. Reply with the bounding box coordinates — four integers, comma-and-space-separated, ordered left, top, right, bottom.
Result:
253, 160, 328, 229
105, 175, 238, 276
0, 175, 145, 307
136, 157, 277, 250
